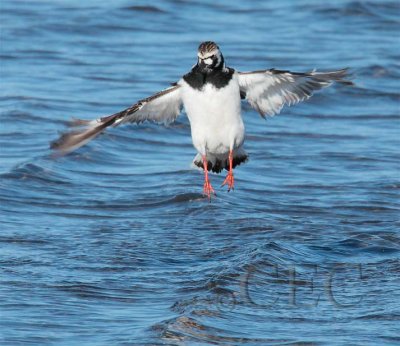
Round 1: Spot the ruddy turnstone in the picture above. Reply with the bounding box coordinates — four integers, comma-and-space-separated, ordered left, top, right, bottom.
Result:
51, 41, 352, 198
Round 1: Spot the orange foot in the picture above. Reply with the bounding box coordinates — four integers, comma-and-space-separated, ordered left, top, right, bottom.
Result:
222, 172, 234, 192
203, 180, 216, 200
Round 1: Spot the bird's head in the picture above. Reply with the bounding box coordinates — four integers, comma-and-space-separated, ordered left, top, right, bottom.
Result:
197, 41, 224, 72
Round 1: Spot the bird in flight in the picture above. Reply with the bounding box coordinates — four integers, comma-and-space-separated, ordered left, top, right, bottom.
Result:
51, 41, 352, 199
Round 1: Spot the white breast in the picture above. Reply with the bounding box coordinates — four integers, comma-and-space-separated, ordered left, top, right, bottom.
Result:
180, 73, 245, 155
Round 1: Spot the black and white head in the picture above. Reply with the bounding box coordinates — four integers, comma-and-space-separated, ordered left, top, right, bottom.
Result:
197, 41, 225, 72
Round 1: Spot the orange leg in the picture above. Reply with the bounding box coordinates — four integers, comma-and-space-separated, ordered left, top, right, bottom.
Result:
222, 150, 234, 191
202, 155, 215, 199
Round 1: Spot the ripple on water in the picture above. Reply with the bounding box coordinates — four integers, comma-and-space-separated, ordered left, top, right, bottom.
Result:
1, 0, 399, 344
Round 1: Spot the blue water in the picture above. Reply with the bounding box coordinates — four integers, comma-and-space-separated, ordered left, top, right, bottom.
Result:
1, 1, 399, 345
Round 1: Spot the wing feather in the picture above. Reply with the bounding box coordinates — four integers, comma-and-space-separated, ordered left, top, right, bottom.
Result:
238, 68, 353, 118
51, 84, 182, 154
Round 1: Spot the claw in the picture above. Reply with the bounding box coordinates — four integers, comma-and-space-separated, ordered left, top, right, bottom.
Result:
221, 172, 234, 192
202, 154, 215, 200
221, 149, 235, 192
203, 180, 216, 200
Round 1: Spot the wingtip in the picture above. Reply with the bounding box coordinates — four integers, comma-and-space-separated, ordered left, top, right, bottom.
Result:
337, 67, 355, 86
312, 67, 355, 86
50, 115, 118, 155
50, 129, 83, 154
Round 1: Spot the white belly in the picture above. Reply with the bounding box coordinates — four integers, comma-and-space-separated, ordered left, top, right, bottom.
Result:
180, 73, 245, 155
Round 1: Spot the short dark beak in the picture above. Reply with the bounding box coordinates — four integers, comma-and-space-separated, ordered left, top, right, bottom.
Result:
198, 58, 207, 69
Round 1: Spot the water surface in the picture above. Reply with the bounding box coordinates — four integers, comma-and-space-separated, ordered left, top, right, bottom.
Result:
1, 0, 399, 345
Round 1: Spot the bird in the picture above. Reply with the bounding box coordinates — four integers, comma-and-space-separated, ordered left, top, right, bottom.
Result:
51, 41, 352, 199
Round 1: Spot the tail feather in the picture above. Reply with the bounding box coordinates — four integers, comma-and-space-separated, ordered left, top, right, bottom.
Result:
50, 114, 118, 154
193, 148, 248, 173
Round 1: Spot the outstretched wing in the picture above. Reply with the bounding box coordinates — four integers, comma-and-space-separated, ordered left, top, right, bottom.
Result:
51, 84, 182, 154
238, 68, 352, 117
